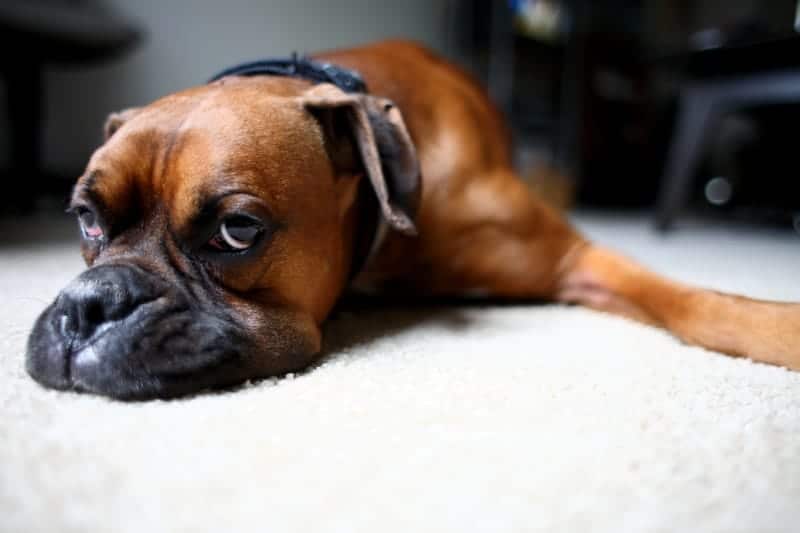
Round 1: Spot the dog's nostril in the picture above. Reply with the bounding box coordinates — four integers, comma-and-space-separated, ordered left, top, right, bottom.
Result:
57, 286, 119, 341
83, 299, 106, 327
52, 265, 168, 344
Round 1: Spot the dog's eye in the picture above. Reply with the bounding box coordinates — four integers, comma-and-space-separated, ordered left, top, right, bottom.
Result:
208, 216, 263, 252
74, 207, 104, 240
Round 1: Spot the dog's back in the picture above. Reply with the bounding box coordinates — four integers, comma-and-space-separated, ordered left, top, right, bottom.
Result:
317, 40, 578, 291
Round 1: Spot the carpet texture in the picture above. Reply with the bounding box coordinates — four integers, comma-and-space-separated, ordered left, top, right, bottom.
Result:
1, 213, 799, 533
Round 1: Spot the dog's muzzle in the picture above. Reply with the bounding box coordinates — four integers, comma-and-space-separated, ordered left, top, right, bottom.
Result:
26, 264, 248, 399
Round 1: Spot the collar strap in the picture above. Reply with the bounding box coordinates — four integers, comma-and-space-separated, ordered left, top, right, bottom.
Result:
208, 54, 368, 94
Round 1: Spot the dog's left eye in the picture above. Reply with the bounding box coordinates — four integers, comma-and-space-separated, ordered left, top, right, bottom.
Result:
208, 216, 264, 252
74, 207, 104, 240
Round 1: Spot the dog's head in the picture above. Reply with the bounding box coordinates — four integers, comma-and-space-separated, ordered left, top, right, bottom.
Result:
26, 77, 420, 399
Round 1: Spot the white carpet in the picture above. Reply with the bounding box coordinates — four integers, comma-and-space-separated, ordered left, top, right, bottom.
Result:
2, 212, 800, 533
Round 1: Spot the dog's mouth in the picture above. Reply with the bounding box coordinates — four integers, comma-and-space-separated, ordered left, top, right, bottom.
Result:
25, 264, 255, 400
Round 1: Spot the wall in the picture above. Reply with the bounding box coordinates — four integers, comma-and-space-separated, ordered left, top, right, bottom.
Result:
33, 0, 448, 174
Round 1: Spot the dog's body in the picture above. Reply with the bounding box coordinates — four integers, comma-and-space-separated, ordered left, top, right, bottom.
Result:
318, 42, 579, 297
26, 40, 800, 399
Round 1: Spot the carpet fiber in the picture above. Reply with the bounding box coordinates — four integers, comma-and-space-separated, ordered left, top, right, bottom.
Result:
2, 213, 800, 532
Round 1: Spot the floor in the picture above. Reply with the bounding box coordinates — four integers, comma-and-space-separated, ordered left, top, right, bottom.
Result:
1, 211, 799, 532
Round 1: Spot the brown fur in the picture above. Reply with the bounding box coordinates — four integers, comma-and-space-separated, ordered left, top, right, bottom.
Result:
320, 41, 800, 369
77, 40, 800, 375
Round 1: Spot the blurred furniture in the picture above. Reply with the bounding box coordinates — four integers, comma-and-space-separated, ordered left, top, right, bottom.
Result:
655, 35, 800, 230
450, 0, 662, 208
489, 0, 586, 180
446, 0, 586, 181
0, 0, 140, 210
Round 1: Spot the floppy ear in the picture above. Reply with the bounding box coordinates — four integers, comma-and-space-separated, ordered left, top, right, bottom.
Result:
103, 107, 141, 141
300, 83, 420, 235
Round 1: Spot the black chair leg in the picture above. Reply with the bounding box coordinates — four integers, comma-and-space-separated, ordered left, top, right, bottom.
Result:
655, 87, 717, 231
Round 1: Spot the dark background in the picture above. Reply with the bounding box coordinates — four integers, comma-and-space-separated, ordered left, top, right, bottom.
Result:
2, 0, 800, 232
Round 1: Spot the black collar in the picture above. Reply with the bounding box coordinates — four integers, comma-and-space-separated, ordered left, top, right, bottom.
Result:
208, 56, 378, 282
209, 54, 368, 93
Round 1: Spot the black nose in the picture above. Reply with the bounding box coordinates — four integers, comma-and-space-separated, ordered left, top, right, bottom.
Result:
55, 264, 163, 343
26, 264, 169, 393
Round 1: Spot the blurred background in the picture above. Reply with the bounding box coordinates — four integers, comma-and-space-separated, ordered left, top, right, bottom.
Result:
1, 0, 800, 233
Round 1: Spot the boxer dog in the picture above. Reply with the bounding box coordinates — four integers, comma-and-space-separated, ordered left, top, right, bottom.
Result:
26, 40, 800, 399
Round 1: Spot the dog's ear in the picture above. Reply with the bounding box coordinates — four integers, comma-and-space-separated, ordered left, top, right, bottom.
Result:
300, 83, 420, 235
103, 107, 141, 141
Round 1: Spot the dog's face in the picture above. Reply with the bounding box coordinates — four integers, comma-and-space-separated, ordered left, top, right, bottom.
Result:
26, 77, 419, 399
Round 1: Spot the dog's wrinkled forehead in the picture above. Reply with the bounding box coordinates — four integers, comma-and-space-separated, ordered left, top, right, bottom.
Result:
83, 78, 331, 230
